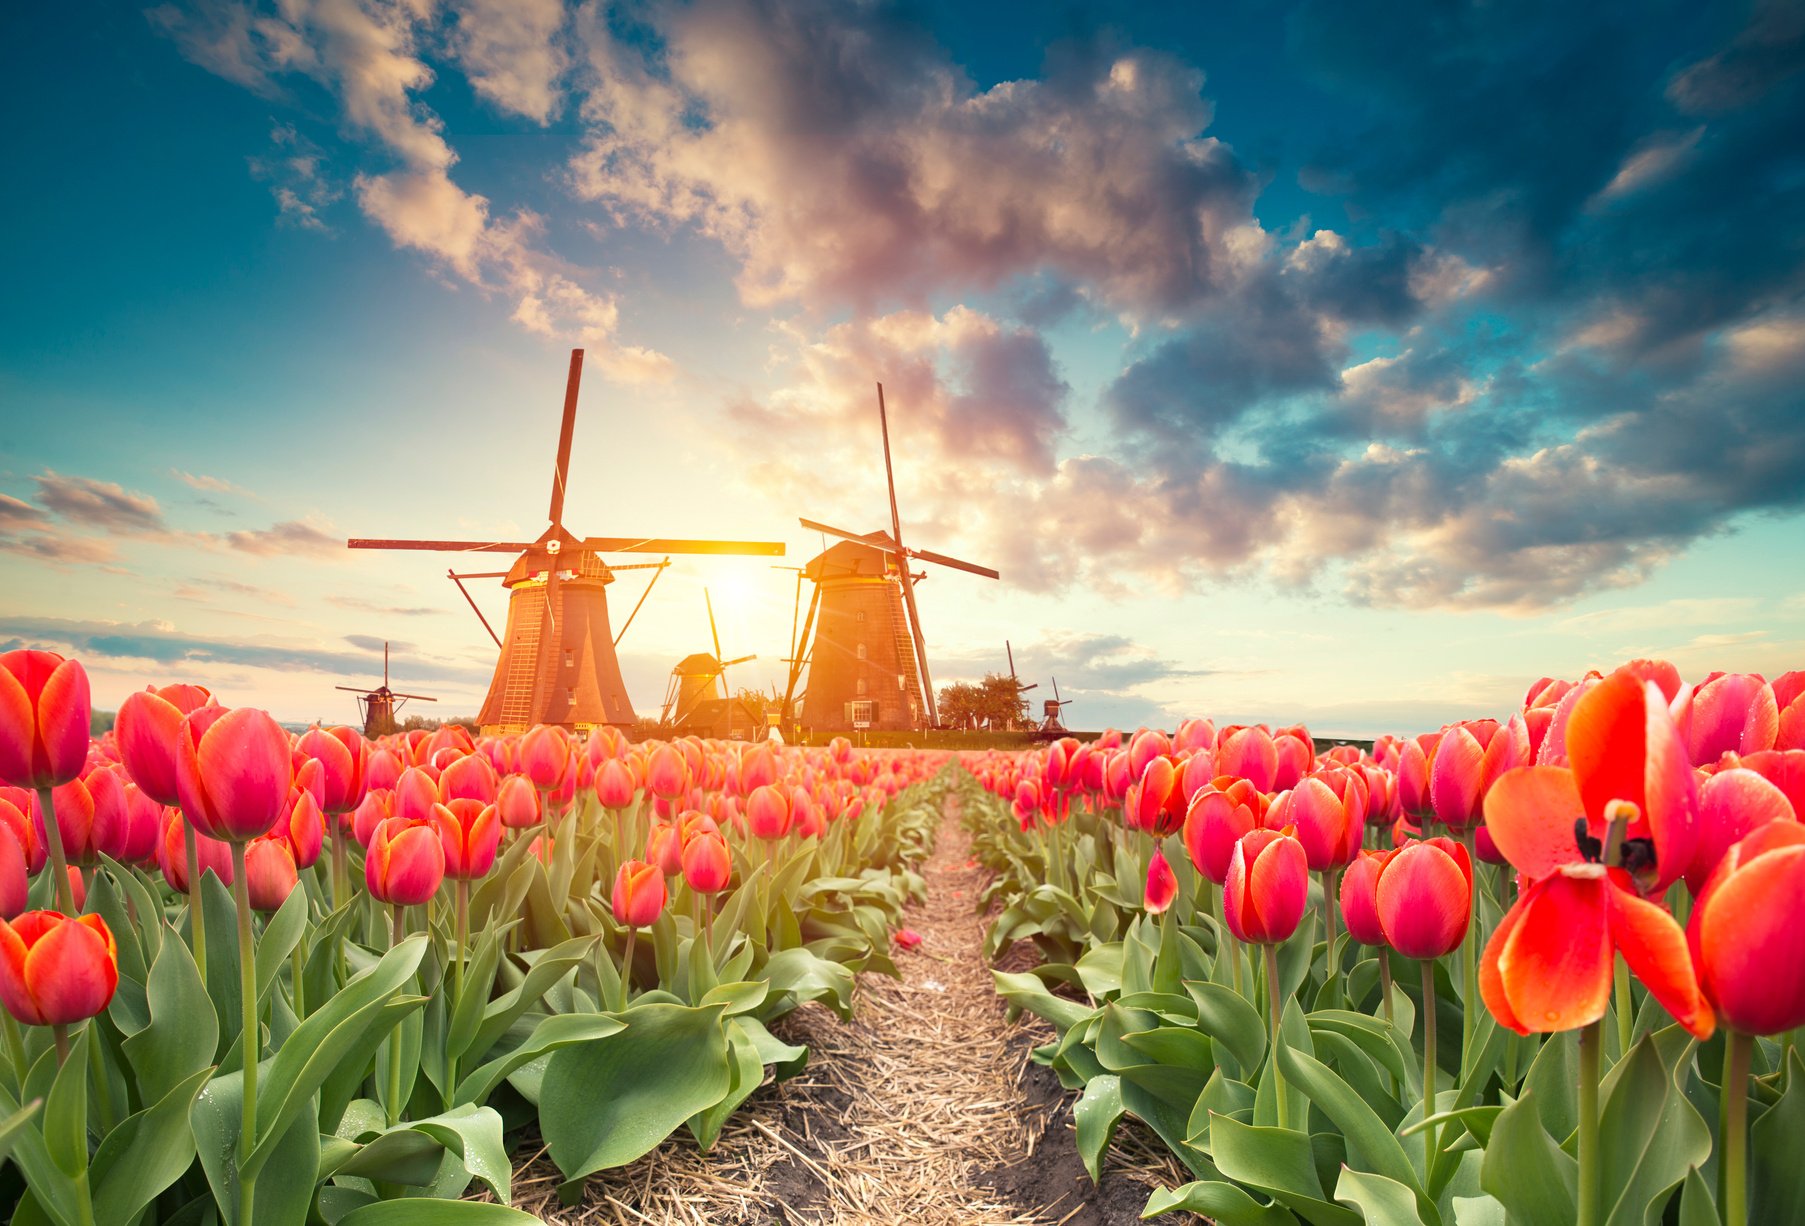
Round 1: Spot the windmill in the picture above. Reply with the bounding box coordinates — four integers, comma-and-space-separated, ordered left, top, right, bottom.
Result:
348, 349, 785, 735
1038, 676, 1074, 735
335, 641, 435, 739
661, 589, 759, 738
780, 384, 999, 732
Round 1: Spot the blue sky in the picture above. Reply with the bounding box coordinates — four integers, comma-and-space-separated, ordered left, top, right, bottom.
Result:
2, 0, 1801, 735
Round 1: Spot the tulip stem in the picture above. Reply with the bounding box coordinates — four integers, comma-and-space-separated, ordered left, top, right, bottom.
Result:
617, 928, 637, 1013
1263, 943, 1287, 1131
388, 903, 405, 1128
1614, 959, 1634, 1056
331, 826, 348, 909
1, 1011, 27, 1087
1460, 831, 1478, 1069
181, 817, 207, 989
1379, 954, 1395, 1026
290, 941, 305, 1018
87, 1019, 115, 1133
36, 788, 77, 915
1321, 867, 1341, 1004
229, 841, 259, 1226
1723, 1031, 1752, 1226
1421, 959, 1438, 1178
448, 878, 469, 1109
1578, 1020, 1602, 1226
51, 1023, 69, 1067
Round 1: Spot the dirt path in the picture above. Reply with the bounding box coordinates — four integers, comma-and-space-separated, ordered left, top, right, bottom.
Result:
523, 791, 1195, 1225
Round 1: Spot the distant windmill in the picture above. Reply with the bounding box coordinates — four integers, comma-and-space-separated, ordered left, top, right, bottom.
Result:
1006, 640, 1038, 730
336, 641, 435, 738
780, 385, 999, 732
661, 589, 759, 739
347, 349, 785, 734
1038, 676, 1074, 735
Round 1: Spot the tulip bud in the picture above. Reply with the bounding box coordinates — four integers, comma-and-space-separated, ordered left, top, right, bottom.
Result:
439, 753, 498, 805
366, 816, 446, 906
682, 831, 732, 895
0, 651, 91, 791
1216, 725, 1278, 793
432, 799, 501, 880
648, 822, 685, 877
244, 836, 298, 912
116, 683, 213, 806
295, 726, 368, 813
1690, 822, 1805, 1035
1375, 837, 1472, 960
496, 774, 541, 829
0, 826, 26, 919
746, 784, 791, 840
1144, 848, 1178, 914
612, 859, 666, 928
594, 758, 637, 810
176, 707, 294, 843
0, 909, 118, 1025
1339, 849, 1395, 947
518, 725, 572, 792
1223, 828, 1308, 945
0, 792, 46, 875
1183, 786, 1259, 885
645, 744, 688, 801
157, 809, 233, 893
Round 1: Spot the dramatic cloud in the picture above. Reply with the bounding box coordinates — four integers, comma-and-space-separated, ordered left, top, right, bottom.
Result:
32, 471, 167, 534
570, 0, 1262, 314
155, 0, 671, 383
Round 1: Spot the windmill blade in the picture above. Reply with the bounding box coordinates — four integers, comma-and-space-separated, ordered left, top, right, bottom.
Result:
797, 517, 900, 552
896, 568, 938, 728
390, 693, 438, 702
907, 546, 1000, 581
722, 653, 757, 667
583, 536, 785, 556
350, 538, 535, 553
548, 348, 584, 528
704, 588, 724, 663
876, 383, 905, 551
613, 557, 668, 647
334, 686, 373, 694
448, 570, 504, 649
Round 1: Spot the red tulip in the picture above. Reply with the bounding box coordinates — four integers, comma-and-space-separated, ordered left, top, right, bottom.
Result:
244, 836, 298, 912
156, 808, 232, 892
1144, 848, 1178, 914
1272, 726, 1314, 792
1675, 673, 1779, 766
0, 651, 91, 790
1737, 748, 1805, 817
431, 799, 501, 880
1395, 736, 1434, 818
366, 748, 403, 792
46, 773, 105, 866
392, 766, 440, 824
0, 791, 46, 874
438, 753, 498, 805
1266, 775, 1357, 871
1776, 671, 1805, 751
594, 758, 637, 810
176, 707, 294, 843
1129, 728, 1172, 779
746, 785, 791, 840
116, 683, 213, 805
496, 774, 541, 829
612, 859, 666, 927
1689, 822, 1805, 1034
645, 744, 688, 801
366, 816, 445, 906
1216, 725, 1278, 793
0, 910, 117, 1026
115, 775, 162, 865
1375, 837, 1472, 960
295, 726, 367, 813
1223, 828, 1309, 945
1681, 768, 1796, 894
518, 725, 571, 792
1339, 849, 1395, 947
1183, 785, 1260, 884
682, 831, 732, 894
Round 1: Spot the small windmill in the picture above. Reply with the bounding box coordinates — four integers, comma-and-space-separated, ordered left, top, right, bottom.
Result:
348, 350, 785, 734
335, 642, 435, 738
781, 384, 999, 732
661, 589, 758, 738
1038, 676, 1074, 735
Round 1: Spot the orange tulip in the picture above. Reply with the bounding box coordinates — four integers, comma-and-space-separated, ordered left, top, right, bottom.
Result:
746, 784, 791, 840
1144, 848, 1178, 914
1266, 775, 1358, 871
176, 707, 294, 843
518, 725, 571, 792
432, 799, 501, 880
1185, 784, 1260, 883
244, 836, 298, 912
116, 683, 213, 806
1223, 828, 1308, 945
156, 807, 233, 892
0, 910, 117, 1026
0, 651, 91, 791
1339, 849, 1395, 947
0, 822, 26, 918
393, 766, 440, 824
438, 753, 498, 805
1690, 822, 1805, 1035
645, 744, 688, 801
612, 859, 666, 928
295, 726, 367, 813
1375, 837, 1472, 960
594, 758, 637, 810
496, 774, 541, 829
682, 831, 732, 895
365, 816, 445, 906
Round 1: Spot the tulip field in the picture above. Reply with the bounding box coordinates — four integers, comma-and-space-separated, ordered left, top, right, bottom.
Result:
0, 652, 1802, 1225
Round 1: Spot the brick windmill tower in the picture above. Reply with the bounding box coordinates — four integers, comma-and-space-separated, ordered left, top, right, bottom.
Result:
348, 350, 785, 735
780, 385, 998, 733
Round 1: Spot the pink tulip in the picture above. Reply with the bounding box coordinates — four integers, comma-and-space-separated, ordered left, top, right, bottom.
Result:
0, 651, 91, 791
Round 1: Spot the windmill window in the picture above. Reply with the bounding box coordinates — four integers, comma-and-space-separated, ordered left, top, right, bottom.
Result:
856, 642, 867, 660
856, 678, 867, 696
856, 610, 866, 623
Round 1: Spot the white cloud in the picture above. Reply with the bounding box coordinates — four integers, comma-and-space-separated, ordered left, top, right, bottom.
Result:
449, 0, 568, 123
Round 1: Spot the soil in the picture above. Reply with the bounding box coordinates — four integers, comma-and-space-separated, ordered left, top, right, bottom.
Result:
515, 790, 1203, 1225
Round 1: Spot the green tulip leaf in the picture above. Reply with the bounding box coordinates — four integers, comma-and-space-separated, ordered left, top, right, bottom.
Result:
1751, 1048, 1805, 1225
1075, 1074, 1124, 1183
1209, 1113, 1360, 1226
189, 1066, 320, 1226
1598, 1033, 1710, 1226
687, 1019, 765, 1151
42, 1026, 89, 1179
1187, 979, 1268, 1074
1676, 1165, 1722, 1226
454, 1012, 627, 1106
1479, 1091, 1576, 1226
1140, 1179, 1299, 1223
469, 934, 594, 1058
1275, 1033, 1429, 1213
335, 1200, 542, 1226
121, 931, 218, 1104
90, 1065, 213, 1224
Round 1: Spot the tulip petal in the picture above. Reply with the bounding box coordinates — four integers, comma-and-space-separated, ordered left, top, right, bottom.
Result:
1481, 766, 1584, 880
1493, 872, 1612, 1033
1375, 841, 1470, 960
22, 915, 117, 1026
1430, 727, 1485, 828
1567, 671, 1646, 822
1606, 884, 1713, 1039
1697, 844, 1805, 1036
1480, 895, 1528, 1034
